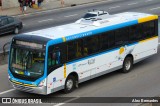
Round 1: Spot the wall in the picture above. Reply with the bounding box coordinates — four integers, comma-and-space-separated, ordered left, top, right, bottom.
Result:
2, 0, 19, 9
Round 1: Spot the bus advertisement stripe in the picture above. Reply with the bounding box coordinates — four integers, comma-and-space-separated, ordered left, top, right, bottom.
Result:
138, 15, 158, 23
139, 36, 158, 43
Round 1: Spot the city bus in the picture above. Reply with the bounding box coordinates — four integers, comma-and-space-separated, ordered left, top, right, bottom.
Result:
8, 11, 158, 95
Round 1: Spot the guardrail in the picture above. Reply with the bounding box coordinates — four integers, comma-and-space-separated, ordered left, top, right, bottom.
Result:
0, 41, 11, 57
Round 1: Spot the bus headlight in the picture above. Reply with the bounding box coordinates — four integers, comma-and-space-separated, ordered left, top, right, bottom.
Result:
38, 79, 46, 87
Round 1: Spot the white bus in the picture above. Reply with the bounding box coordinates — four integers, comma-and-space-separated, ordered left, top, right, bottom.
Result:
8, 11, 158, 95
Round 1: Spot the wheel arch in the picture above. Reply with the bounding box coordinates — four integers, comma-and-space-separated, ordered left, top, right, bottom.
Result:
66, 72, 79, 82
125, 54, 134, 63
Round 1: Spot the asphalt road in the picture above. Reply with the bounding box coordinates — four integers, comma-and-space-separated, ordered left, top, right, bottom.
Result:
0, 47, 160, 106
0, 0, 160, 52
0, 0, 160, 106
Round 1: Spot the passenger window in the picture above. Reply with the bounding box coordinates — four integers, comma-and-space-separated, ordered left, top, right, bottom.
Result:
99, 33, 108, 51
1, 18, 8, 26
83, 36, 99, 55
48, 50, 61, 67
67, 39, 83, 61
75, 40, 83, 58
149, 21, 155, 37
108, 31, 115, 48
115, 28, 128, 46
129, 25, 137, 42
67, 41, 77, 61
8, 17, 14, 23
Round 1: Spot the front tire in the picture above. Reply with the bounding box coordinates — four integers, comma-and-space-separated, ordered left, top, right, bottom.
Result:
64, 75, 75, 93
14, 27, 19, 34
122, 56, 133, 73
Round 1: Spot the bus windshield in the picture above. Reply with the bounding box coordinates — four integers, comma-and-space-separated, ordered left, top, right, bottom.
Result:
10, 47, 45, 78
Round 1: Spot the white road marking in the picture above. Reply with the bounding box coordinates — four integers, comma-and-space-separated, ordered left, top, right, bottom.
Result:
150, 7, 160, 11
53, 96, 80, 106
0, 89, 15, 95
64, 14, 78, 18
128, 2, 137, 5
38, 19, 54, 23
109, 6, 120, 9
145, 0, 152, 2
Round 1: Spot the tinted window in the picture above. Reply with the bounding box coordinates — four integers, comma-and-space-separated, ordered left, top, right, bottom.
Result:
83, 36, 99, 55
115, 27, 129, 46
48, 45, 63, 70
48, 51, 61, 67
129, 25, 137, 42
108, 31, 115, 48
67, 39, 83, 61
129, 21, 156, 42
1, 18, 8, 26
67, 41, 77, 61
8, 17, 14, 23
99, 33, 108, 51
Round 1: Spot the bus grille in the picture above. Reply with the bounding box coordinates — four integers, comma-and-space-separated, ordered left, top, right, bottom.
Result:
13, 84, 34, 93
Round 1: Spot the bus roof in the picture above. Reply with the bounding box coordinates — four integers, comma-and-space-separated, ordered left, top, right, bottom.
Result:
24, 12, 158, 44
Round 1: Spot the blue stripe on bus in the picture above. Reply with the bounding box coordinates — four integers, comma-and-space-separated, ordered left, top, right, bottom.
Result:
46, 20, 138, 45
66, 42, 138, 65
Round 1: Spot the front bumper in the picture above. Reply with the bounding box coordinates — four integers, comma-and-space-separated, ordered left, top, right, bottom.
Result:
9, 80, 47, 95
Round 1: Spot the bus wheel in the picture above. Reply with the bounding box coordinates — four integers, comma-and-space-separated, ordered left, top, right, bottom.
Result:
64, 75, 75, 93
122, 56, 133, 73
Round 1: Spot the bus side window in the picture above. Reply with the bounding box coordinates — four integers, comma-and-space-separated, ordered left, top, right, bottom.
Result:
83, 47, 88, 56
55, 51, 61, 64
48, 52, 56, 67
48, 50, 61, 67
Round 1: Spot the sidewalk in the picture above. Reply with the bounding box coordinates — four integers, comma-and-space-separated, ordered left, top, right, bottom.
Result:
0, 0, 108, 16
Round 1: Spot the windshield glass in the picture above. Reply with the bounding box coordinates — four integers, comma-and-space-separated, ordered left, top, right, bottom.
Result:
83, 13, 97, 18
10, 47, 45, 78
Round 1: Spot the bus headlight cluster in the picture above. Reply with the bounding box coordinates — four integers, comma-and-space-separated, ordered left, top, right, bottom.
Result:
38, 79, 46, 87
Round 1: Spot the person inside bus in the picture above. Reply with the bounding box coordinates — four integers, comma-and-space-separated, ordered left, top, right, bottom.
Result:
48, 53, 56, 67
48, 51, 61, 67
76, 47, 82, 58
83, 47, 88, 56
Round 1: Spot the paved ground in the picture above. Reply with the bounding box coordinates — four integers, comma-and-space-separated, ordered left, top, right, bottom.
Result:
0, 0, 108, 16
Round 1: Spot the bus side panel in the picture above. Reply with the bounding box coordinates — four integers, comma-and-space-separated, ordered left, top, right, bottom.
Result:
46, 37, 158, 94
92, 44, 137, 78
132, 37, 158, 63
46, 67, 64, 94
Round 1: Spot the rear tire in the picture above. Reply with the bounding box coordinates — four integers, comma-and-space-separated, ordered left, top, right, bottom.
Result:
122, 56, 133, 73
64, 75, 75, 93
14, 27, 19, 34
